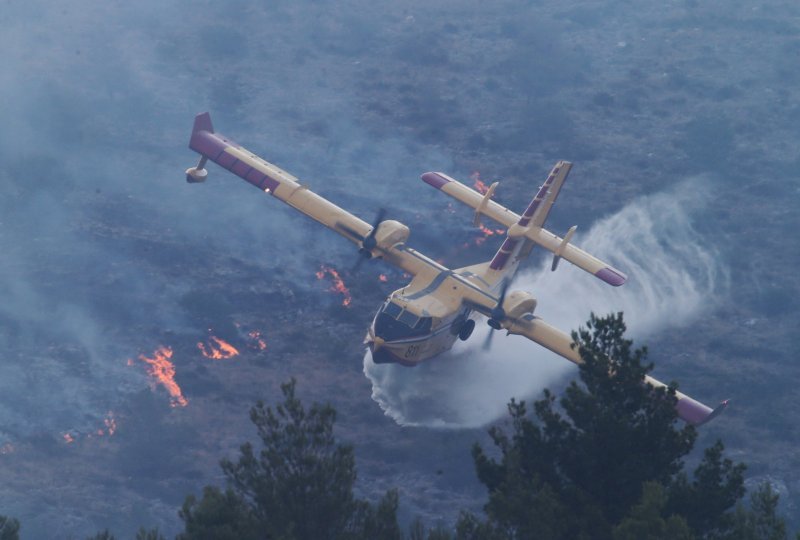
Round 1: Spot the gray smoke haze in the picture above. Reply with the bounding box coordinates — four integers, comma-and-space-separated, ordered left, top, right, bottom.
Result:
1, 0, 798, 535
364, 178, 728, 427
0, 0, 454, 441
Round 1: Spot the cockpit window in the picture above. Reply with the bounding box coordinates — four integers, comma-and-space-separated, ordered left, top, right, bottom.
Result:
382, 301, 403, 318
414, 317, 432, 332
398, 310, 419, 328
374, 313, 433, 341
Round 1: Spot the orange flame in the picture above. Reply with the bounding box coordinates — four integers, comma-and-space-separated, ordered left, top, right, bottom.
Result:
478, 224, 506, 236
103, 412, 117, 436
471, 171, 489, 195
247, 330, 268, 351
61, 411, 118, 444
133, 346, 188, 407
378, 274, 388, 283
464, 224, 506, 248
197, 336, 240, 360
316, 265, 352, 307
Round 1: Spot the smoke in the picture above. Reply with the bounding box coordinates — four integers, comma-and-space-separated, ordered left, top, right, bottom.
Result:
0, 0, 459, 445
364, 178, 728, 428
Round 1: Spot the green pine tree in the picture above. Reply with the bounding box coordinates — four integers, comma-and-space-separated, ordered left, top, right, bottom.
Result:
466, 313, 747, 540
0, 515, 20, 540
725, 483, 788, 540
179, 378, 400, 540
613, 482, 693, 540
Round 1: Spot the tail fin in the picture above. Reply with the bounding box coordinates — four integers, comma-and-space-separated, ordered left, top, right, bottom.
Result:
486, 162, 573, 274
518, 161, 572, 228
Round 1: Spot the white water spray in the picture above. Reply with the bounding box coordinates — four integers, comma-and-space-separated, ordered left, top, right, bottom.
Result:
363, 179, 726, 428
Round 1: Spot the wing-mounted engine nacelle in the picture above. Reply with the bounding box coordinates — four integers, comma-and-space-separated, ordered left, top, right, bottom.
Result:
374, 220, 410, 250
502, 290, 538, 319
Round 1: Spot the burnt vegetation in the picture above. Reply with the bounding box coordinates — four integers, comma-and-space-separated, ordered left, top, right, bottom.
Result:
2, 314, 792, 540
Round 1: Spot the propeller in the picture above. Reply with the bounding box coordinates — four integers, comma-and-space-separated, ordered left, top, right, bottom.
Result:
483, 278, 511, 350
352, 208, 386, 272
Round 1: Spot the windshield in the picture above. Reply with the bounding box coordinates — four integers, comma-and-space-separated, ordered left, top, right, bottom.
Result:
374, 312, 432, 341
382, 301, 403, 318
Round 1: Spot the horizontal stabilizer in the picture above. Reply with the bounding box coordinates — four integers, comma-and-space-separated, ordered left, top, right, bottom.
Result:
524, 227, 628, 286
421, 172, 520, 228
421, 164, 627, 286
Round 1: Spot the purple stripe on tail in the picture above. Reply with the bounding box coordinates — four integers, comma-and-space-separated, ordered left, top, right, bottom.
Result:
489, 238, 518, 270
594, 267, 628, 287
420, 172, 452, 190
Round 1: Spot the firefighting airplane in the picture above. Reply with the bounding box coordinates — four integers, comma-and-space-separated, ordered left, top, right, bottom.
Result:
185, 112, 727, 426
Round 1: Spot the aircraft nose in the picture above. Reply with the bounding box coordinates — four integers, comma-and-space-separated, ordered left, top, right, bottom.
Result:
369, 336, 386, 352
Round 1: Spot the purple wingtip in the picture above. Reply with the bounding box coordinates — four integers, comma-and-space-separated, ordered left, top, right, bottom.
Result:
193, 112, 214, 134
421, 172, 451, 190
700, 399, 729, 426
595, 267, 627, 287
676, 397, 728, 426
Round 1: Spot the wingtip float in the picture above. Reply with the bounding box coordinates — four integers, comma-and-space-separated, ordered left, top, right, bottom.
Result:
185, 111, 722, 426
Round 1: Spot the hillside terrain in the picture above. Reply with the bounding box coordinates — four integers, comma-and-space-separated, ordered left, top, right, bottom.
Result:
0, 0, 798, 536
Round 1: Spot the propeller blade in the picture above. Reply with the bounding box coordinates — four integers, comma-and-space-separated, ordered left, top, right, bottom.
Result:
361, 207, 387, 251
484, 277, 512, 350
489, 277, 511, 323
352, 251, 369, 272
351, 208, 387, 272
482, 326, 496, 351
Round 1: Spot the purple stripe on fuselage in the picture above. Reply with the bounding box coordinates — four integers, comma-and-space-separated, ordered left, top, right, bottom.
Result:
594, 267, 628, 287
420, 172, 451, 190
489, 251, 511, 270
520, 176, 554, 219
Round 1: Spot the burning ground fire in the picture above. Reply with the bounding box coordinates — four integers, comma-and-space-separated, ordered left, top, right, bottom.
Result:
129, 346, 188, 408
465, 171, 505, 246
131, 326, 265, 408
247, 330, 268, 351
61, 411, 117, 445
197, 335, 240, 360
471, 224, 506, 247
316, 265, 352, 307
471, 170, 489, 195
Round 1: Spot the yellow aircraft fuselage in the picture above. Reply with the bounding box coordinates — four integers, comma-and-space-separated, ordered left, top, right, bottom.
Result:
184, 112, 728, 426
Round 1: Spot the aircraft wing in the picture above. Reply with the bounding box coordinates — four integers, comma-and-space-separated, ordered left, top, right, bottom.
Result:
421, 171, 521, 228
187, 112, 429, 276
505, 315, 728, 426
422, 163, 627, 287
